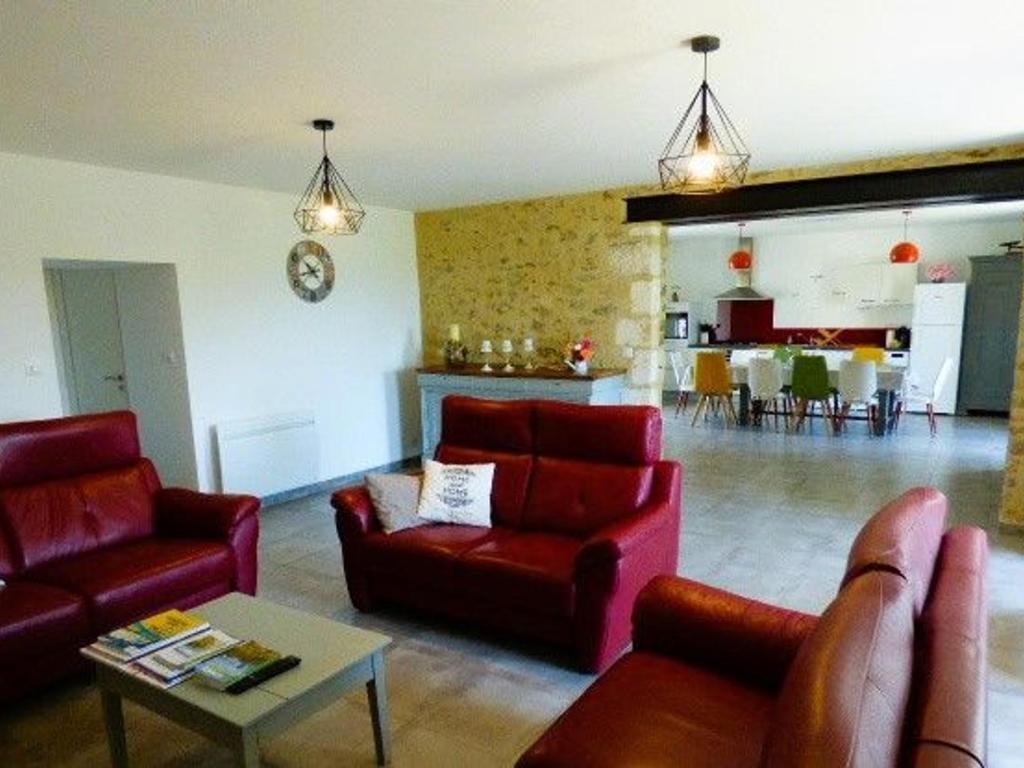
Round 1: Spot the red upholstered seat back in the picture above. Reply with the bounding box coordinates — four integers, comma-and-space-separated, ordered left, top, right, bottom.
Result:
908, 527, 989, 768
0, 412, 161, 572
522, 401, 660, 536
439, 397, 535, 528
763, 571, 916, 768
842, 487, 948, 615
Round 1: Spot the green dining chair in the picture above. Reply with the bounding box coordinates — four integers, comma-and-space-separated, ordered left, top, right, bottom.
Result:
790, 355, 834, 433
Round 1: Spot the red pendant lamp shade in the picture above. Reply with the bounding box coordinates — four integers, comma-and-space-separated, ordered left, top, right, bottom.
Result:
890, 210, 920, 263
728, 249, 752, 270
890, 241, 920, 263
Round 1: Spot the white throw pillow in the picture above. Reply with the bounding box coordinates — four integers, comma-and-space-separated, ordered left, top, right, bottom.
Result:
416, 459, 494, 527
366, 473, 429, 534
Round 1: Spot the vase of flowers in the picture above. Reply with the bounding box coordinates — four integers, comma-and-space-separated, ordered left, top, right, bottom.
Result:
926, 263, 955, 283
565, 337, 594, 376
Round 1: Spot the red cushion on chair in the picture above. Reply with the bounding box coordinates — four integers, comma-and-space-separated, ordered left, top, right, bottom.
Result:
361, 524, 497, 588
457, 530, 579, 617
440, 396, 534, 453
517, 651, 775, 768
0, 582, 90, 659
522, 457, 653, 536
534, 401, 662, 465
0, 411, 141, 487
29, 539, 234, 632
435, 444, 533, 528
0, 462, 161, 571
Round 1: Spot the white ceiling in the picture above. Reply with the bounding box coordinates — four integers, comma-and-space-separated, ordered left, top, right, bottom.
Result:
2, 1, 1024, 211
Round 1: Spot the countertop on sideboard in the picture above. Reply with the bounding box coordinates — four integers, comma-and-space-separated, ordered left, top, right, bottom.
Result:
685, 343, 911, 352
417, 365, 627, 381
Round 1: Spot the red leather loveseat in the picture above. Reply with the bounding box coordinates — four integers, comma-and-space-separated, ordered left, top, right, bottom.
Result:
519, 487, 988, 768
0, 411, 260, 703
333, 396, 682, 672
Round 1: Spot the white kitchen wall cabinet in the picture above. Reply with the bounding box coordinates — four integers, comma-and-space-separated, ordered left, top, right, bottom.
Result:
879, 263, 918, 305
830, 263, 916, 308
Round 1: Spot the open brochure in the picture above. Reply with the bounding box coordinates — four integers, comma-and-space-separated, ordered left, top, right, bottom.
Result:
133, 629, 241, 683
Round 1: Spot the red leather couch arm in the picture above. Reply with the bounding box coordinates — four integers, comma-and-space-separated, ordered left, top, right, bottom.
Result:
330, 485, 381, 537
155, 488, 260, 595
633, 575, 818, 691
576, 501, 672, 577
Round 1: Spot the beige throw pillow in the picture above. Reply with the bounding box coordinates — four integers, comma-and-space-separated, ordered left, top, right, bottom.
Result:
366, 473, 429, 534
416, 459, 494, 527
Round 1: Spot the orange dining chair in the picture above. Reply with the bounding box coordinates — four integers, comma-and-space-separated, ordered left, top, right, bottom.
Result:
691, 352, 736, 427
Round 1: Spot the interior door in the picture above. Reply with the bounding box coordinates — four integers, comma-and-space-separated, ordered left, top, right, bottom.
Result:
56, 269, 130, 414
960, 257, 1023, 413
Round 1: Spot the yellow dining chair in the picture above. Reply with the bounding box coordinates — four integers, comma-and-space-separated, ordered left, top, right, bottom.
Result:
691, 352, 736, 427
852, 346, 885, 365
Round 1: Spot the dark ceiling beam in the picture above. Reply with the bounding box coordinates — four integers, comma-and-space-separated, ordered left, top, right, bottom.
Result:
624, 158, 1024, 226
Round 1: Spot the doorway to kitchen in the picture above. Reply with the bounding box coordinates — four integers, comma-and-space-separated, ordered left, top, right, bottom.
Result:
43, 261, 198, 488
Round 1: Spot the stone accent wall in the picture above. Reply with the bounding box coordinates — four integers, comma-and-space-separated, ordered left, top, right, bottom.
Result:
415, 190, 665, 405
1001, 213, 1024, 528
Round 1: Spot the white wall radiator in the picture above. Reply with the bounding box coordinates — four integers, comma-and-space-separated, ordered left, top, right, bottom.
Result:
216, 411, 318, 497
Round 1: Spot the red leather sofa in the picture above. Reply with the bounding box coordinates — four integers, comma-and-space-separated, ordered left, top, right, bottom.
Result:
518, 487, 988, 768
0, 411, 260, 703
333, 396, 682, 673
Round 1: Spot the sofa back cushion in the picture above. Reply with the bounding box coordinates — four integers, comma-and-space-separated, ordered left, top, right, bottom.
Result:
0, 461, 161, 571
842, 487, 948, 616
0, 526, 17, 578
522, 457, 653, 536
0, 411, 142, 488
440, 396, 534, 454
435, 445, 532, 528
533, 401, 661, 465
763, 571, 915, 768
907, 526, 988, 768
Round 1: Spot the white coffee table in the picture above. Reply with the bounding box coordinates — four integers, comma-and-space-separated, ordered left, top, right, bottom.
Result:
92, 593, 392, 767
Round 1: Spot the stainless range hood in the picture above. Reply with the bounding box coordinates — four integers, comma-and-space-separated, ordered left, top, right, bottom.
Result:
715, 271, 770, 301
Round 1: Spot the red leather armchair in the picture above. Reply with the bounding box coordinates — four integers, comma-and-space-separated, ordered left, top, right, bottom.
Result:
333, 396, 683, 673
0, 411, 260, 703
518, 488, 989, 768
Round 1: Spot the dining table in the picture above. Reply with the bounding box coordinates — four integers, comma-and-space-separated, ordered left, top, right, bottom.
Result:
729, 364, 906, 436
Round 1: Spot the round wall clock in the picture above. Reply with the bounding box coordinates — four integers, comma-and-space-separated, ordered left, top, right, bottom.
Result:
286, 240, 335, 303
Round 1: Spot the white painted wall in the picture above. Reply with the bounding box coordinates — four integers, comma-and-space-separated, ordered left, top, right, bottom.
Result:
0, 151, 422, 492
668, 218, 1022, 330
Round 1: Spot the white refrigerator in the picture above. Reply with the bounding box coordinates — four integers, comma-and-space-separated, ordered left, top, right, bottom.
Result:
909, 283, 966, 414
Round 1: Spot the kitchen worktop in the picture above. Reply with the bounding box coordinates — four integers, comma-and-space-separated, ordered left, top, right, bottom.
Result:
687, 343, 911, 352
417, 365, 627, 380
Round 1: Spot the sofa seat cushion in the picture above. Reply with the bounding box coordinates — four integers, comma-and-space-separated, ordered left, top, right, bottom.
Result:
456, 530, 579, 617
518, 651, 774, 768
0, 581, 90, 660
29, 538, 234, 632
361, 524, 496, 588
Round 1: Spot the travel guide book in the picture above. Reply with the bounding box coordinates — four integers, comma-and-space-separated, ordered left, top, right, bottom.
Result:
134, 629, 240, 683
193, 640, 284, 690
84, 609, 209, 664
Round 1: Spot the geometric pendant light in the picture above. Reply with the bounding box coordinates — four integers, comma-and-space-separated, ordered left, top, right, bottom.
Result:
889, 209, 920, 263
658, 35, 751, 195
293, 119, 366, 236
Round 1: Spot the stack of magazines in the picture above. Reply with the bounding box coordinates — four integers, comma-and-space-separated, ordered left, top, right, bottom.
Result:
82, 609, 291, 691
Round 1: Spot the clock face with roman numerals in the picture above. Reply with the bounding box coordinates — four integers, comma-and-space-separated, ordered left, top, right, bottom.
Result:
287, 240, 335, 303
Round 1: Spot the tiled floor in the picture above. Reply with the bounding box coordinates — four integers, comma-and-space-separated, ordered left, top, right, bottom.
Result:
2, 410, 1023, 766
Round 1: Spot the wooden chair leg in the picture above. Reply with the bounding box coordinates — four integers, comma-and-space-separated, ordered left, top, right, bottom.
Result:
691, 395, 707, 427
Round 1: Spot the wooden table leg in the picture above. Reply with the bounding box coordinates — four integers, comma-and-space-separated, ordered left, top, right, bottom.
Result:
367, 650, 391, 766
235, 730, 260, 768
738, 384, 750, 426
101, 689, 130, 768
875, 390, 891, 437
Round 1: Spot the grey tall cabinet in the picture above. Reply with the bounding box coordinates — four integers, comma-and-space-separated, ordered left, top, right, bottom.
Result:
959, 254, 1023, 414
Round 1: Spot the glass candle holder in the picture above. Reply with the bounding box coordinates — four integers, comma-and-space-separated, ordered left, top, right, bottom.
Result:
480, 339, 493, 373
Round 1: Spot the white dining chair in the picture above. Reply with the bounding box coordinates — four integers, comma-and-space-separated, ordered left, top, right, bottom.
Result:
747, 357, 787, 430
729, 349, 763, 367
667, 350, 695, 417
837, 360, 878, 434
900, 357, 954, 436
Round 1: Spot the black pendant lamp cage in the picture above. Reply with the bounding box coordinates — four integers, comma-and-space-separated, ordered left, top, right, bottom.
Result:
294, 119, 365, 235
658, 36, 751, 195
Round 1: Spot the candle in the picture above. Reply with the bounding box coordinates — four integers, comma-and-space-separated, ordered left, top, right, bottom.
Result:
448, 324, 461, 342
480, 339, 493, 354
522, 338, 535, 353
500, 339, 514, 354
